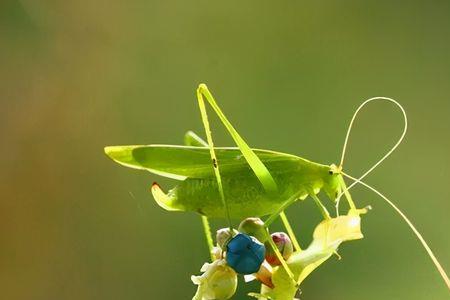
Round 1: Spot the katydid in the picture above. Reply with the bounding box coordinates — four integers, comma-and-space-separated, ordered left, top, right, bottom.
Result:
105, 84, 450, 299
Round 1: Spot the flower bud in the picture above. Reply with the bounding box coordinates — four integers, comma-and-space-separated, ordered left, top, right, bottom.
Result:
238, 217, 268, 243
243, 260, 274, 288
255, 261, 274, 288
264, 232, 293, 266
216, 228, 238, 250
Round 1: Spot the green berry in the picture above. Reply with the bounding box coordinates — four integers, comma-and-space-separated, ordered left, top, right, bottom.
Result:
238, 217, 268, 243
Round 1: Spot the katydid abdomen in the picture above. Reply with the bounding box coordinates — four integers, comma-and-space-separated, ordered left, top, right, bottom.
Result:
152, 161, 341, 219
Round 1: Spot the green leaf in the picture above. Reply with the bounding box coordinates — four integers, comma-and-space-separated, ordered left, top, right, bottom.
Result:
260, 208, 368, 299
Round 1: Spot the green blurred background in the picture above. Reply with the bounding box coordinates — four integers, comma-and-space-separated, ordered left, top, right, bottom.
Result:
1, 1, 449, 299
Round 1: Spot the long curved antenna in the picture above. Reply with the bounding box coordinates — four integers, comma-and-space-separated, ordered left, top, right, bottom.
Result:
343, 172, 450, 292
338, 97, 450, 291
339, 97, 407, 192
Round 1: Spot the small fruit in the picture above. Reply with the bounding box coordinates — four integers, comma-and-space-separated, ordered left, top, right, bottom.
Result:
238, 217, 268, 243
226, 233, 266, 274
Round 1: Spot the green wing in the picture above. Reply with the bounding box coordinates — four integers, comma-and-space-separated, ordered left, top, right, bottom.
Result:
104, 145, 306, 180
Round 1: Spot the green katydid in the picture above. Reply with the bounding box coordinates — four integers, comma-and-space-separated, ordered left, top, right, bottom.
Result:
105, 84, 450, 299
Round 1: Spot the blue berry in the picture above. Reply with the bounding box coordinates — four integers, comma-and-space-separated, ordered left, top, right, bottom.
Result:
226, 233, 265, 274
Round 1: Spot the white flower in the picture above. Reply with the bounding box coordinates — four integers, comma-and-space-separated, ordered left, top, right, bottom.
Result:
191, 259, 237, 300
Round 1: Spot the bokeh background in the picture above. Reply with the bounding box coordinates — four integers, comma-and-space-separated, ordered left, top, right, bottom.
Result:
1, 1, 450, 299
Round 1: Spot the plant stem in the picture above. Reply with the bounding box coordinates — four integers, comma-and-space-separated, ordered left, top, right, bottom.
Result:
280, 211, 302, 251
201, 216, 215, 261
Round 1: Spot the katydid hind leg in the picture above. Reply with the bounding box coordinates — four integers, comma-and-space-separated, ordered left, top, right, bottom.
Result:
196, 85, 233, 229
184, 131, 215, 260
197, 84, 299, 280
196, 84, 277, 194
197, 84, 301, 239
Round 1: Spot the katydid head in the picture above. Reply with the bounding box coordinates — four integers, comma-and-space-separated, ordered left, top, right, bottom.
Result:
329, 163, 342, 175
322, 164, 343, 201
